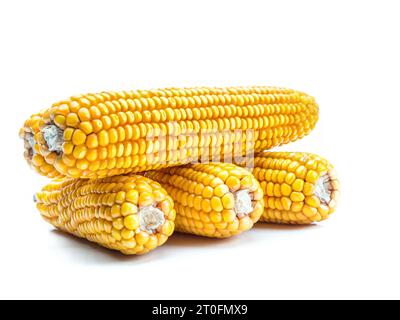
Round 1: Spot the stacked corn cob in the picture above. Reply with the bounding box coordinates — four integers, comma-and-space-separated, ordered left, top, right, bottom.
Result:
35, 175, 175, 255
236, 152, 339, 224
20, 86, 339, 255
20, 87, 318, 179
144, 163, 264, 238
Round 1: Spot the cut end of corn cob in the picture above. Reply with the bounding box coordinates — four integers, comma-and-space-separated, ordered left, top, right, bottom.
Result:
138, 205, 165, 233
42, 124, 63, 153
144, 162, 264, 238
20, 112, 63, 178
315, 173, 335, 205
35, 175, 176, 255
20, 86, 319, 179
236, 152, 339, 225
233, 189, 253, 217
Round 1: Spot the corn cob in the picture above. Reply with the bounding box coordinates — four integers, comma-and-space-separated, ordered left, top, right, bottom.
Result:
236, 152, 339, 224
35, 175, 175, 255
144, 163, 264, 238
20, 86, 319, 179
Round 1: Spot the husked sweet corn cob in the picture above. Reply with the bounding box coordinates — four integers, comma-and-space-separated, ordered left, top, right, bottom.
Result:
144, 163, 264, 238
236, 152, 339, 224
20, 86, 319, 179
35, 175, 175, 255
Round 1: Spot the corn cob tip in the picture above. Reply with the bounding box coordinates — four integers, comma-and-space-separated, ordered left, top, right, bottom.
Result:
139, 206, 165, 233
315, 173, 335, 205
237, 152, 339, 224
233, 189, 253, 218
42, 124, 63, 153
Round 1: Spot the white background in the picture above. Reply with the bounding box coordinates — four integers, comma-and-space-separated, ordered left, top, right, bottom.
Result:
0, 0, 399, 300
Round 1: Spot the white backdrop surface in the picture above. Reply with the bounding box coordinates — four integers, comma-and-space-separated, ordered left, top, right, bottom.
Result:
0, 0, 399, 299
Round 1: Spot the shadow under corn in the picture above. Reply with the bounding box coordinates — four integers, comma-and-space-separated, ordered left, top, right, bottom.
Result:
254, 222, 321, 231
49, 222, 321, 264
50, 229, 172, 265
165, 231, 249, 248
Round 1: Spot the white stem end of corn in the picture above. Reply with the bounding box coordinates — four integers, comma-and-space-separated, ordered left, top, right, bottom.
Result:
234, 189, 253, 218
139, 206, 165, 234
43, 125, 63, 153
315, 173, 332, 205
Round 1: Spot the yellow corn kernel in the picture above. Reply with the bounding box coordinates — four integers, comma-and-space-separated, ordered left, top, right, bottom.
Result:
139, 192, 154, 207
66, 113, 79, 127
121, 202, 138, 216
236, 152, 340, 225
202, 186, 214, 199
210, 197, 223, 212
303, 182, 315, 196
292, 179, 304, 192
121, 228, 134, 240
290, 192, 305, 202
115, 191, 126, 204
145, 163, 264, 238
214, 184, 229, 197
80, 122, 93, 135
302, 205, 318, 218
222, 193, 235, 210
35, 175, 175, 255
306, 170, 319, 184
124, 215, 140, 230
135, 232, 149, 245
72, 129, 87, 145
281, 183, 292, 197
112, 218, 124, 230
126, 190, 139, 203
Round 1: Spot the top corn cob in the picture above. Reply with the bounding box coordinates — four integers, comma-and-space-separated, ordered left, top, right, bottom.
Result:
20, 86, 319, 179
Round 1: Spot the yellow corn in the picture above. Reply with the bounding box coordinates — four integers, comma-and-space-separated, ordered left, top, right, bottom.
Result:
35, 175, 176, 255
20, 86, 319, 179
144, 163, 264, 238
236, 152, 339, 224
